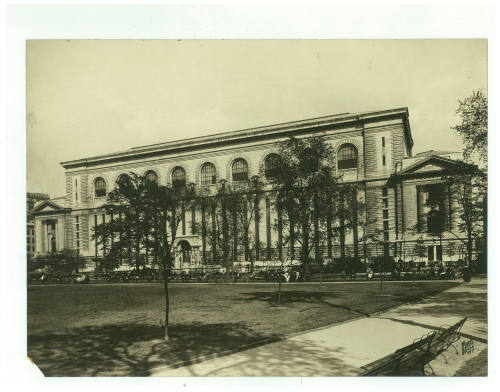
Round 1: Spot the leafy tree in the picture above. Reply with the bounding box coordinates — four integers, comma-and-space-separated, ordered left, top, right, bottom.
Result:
444, 168, 486, 268
412, 240, 427, 263
195, 177, 263, 271
93, 172, 197, 341
32, 249, 84, 274
268, 136, 341, 269
451, 89, 487, 166
356, 196, 383, 265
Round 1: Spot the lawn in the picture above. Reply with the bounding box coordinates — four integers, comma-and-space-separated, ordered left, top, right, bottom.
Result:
27, 281, 459, 376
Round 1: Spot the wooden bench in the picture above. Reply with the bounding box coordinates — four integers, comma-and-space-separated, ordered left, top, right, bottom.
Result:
360, 317, 467, 376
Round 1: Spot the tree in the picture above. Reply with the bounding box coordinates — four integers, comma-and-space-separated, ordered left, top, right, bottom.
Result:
444, 169, 486, 268
93, 172, 197, 341
269, 136, 341, 269
451, 89, 487, 166
194, 177, 263, 271
93, 173, 155, 271
356, 197, 383, 266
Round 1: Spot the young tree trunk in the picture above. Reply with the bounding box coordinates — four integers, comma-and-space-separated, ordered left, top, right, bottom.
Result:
379, 259, 384, 296
162, 257, 170, 342
277, 276, 282, 306
301, 220, 309, 267
467, 230, 473, 268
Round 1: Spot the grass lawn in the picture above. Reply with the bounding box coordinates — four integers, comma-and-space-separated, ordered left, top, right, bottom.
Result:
27, 281, 459, 376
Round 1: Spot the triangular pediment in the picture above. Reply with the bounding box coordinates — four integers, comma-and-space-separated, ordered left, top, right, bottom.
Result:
400, 156, 472, 175
411, 162, 450, 173
32, 200, 65, 213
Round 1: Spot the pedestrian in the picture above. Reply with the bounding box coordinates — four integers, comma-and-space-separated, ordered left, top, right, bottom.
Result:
463, 264, 472, 284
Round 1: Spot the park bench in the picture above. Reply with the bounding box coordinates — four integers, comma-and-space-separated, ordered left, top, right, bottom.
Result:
360, 317, 467, 376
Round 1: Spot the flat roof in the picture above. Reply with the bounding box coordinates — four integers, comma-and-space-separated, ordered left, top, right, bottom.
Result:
61, 107, 412, 169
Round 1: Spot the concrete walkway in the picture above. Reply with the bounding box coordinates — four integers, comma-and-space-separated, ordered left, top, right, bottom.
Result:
151, 278, 487, 377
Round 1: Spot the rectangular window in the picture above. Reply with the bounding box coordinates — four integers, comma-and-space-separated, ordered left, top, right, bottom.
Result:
383, 199, 388, 209
383, 210, 389, 219
382, 187, 388, 197
76, 240, 80, 248
382, 136, 385, 147
383, 231, 389, 241
76, 232, 79, 239
383, 221, 389, 231
382, 155, 386, 166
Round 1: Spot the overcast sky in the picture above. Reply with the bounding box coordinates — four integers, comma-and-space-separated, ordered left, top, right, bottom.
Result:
26, 39, 487, 197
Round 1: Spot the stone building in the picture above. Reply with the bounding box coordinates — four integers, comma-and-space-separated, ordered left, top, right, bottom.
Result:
27, 192, 49, 260
32, 108, 476, 269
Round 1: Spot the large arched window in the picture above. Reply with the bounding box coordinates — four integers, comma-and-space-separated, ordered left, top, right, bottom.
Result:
337, 144, 358, 170
178, 240, 191, 263
172, 167, 186, 188
232, 158, 248, 182
145, 170, 158, 184
200, 163, 217, 186
264, 154, 281, 178
117, 174, 131, 188
94, 177, 107, 198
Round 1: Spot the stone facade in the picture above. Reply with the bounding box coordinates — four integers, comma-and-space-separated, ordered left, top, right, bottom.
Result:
32, 108, 473, 268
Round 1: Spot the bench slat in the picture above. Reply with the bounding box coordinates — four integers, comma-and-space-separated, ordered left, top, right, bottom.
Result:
360, 317, 467, 376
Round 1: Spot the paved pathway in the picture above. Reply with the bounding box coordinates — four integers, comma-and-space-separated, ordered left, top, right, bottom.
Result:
151, 278, 487, 376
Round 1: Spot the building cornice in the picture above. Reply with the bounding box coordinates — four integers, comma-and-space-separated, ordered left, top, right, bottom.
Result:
60, 108, 412, 169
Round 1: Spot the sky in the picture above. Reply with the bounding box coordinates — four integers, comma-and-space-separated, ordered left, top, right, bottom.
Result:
26, 39, 487, 197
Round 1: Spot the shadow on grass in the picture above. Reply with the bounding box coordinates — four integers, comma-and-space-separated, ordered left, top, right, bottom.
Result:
28, 322, 276, 377
238, 290, 375, 316
237, 290, 446, 318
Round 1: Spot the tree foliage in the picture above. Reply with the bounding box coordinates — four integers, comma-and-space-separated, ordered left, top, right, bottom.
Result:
267, 136, 342, 265
195, 178, 263, 269
444, 168, 486, 265
451, 89, 488, 165
92, 172, 197, 341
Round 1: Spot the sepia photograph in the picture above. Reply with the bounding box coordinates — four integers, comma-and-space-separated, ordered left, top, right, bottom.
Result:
24, 38, 488, 378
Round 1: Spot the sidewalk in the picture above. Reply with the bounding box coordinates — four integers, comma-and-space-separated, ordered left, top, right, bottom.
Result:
150, 278, 487, 377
